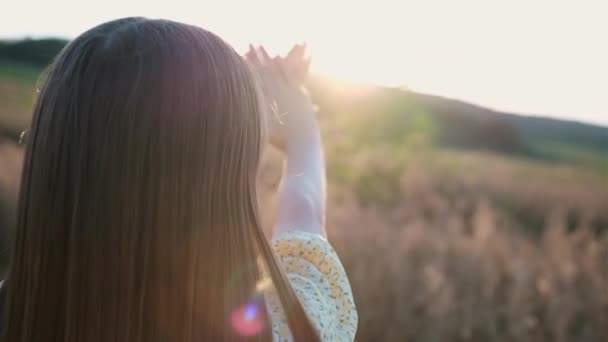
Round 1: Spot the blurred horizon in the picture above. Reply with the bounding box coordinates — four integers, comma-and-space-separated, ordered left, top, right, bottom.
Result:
2, 0, 607, 126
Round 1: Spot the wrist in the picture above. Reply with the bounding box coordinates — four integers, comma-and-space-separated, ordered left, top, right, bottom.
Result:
268, 103, 319, 154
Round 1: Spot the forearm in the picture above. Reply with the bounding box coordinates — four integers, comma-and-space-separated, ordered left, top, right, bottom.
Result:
273, 115, 327, 238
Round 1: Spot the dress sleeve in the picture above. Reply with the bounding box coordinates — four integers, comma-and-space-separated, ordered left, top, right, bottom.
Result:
267, 231, 357, 341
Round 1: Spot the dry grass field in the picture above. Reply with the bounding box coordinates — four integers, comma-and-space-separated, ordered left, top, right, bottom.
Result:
257, 141, 608, 341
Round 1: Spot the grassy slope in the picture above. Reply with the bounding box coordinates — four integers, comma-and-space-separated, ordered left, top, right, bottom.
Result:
2, 59, 606, 162
309, 76, 608, 171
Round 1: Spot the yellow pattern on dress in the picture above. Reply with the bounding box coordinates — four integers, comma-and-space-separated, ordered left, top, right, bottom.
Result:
267, 231, 358, 341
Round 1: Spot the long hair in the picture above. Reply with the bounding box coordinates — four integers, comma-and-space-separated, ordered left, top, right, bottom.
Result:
0, 17, 318, 341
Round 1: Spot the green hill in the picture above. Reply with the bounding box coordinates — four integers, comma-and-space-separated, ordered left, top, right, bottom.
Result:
308, 77, 607, 170
0, 38, 606, 170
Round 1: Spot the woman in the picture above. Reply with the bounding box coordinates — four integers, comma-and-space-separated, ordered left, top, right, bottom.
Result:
0, 17, 356, 341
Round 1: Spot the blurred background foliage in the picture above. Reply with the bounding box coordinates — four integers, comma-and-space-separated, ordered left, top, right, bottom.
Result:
0, 39, 607, 341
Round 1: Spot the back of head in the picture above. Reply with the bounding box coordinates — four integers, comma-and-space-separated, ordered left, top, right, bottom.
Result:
1, 18, 317, 341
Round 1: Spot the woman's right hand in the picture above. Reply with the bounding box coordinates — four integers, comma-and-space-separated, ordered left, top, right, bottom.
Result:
245, 44, 317, 152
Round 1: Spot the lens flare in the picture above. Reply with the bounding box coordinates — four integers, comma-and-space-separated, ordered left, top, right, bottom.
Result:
230, 277, 273, 337
231, 300, 265, 336
244, 302, 260, 320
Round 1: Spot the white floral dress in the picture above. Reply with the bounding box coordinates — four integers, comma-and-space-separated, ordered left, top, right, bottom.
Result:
267, 231, 357, 341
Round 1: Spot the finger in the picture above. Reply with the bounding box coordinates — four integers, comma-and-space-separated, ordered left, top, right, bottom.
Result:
245, 44, 255, 60
277, 58, 299, 87
252, 46, 267, 65
302, 56, 311, 74
290, 43, 306, 63
286, 44, 301, 61
246, 44, 261, 64
258, 46, 273, 64
288, 43, 306, 65
286, 44, 308, 74
244, 51, 254, 63
290, 54, 310, 84
298, 43, 307, 60
273, 56, 289, 81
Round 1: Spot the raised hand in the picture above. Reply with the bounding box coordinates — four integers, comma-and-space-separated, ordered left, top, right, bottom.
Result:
245, 44, 326, 238
245, 44, 315, 152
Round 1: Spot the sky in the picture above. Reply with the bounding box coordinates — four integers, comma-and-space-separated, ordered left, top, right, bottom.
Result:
2, 0, 607, 126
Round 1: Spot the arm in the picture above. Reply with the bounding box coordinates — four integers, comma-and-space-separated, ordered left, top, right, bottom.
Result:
274, 111, 326, 238
246, 45, 327, 238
